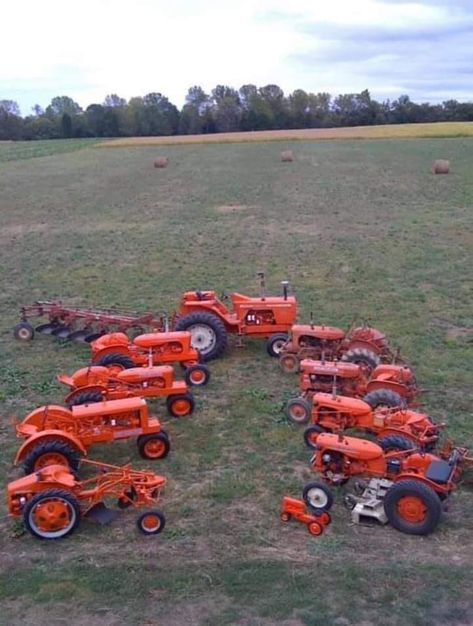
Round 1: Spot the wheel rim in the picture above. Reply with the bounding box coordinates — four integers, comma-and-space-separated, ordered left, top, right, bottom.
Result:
33, 452, 69, 471
272, 339, 286, 355
396, 495, 427, 523
18, 327, 32, 340
306, 487, 329, 509
280, 355, 298, 372
171, 399, 191, 416
308, 521, 323, 536
188, 369, 205, 385
140, 513, 162, 533
29, 497, 76, 538
143, 438, 166, 458
288, 402, 309, 423
187, 324, 216, 354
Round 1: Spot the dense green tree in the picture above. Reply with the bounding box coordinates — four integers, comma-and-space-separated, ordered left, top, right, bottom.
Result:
46, 96, 82, 117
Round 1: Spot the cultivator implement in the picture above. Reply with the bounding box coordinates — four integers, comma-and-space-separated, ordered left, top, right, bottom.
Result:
14, 301, 167, 342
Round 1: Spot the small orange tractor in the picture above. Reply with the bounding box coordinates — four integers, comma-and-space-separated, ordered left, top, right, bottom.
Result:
286, 359, 418, 417
302, 432, 471, 535
57, 365, 194, 417
278, 320, 398, 374
90, 331, 210, 386
287, 392, 440, 451
13, 397, 170, 474
7, 459, 167, 539
173, 273, 297, 360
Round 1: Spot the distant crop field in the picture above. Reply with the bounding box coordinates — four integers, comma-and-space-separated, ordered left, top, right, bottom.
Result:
0, 138, 99, 163
0, 137, 472, 625
98, 121, 473, 147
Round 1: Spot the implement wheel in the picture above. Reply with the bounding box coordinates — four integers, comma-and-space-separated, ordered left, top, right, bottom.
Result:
384, 479, 442, 535
137, 510, 166, 535
23, 489, 80, 540
14, 321, 35, 341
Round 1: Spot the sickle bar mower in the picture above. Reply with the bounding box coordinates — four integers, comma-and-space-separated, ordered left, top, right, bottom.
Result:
7, 459, 167, 539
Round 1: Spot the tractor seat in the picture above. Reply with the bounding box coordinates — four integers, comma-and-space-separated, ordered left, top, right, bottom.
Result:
425, 460, 452, 485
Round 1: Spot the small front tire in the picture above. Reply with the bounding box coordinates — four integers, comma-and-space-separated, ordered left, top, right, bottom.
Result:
285, 397, 312, 425
266, 333, 288, 358
302, 481, 334, 512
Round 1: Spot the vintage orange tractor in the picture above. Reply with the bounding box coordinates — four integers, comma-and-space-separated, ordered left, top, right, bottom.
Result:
278, 318, 399, 374
302, 432, 471, 535
90, 331, 210, 386
57, 365, 194, 417
289, 392, 440, 451
173, 273, 297, 361
13, 397, 170, 474
285, 359, 418, 419
6, 459, 167, 539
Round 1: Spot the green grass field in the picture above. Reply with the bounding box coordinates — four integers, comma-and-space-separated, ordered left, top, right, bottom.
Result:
0, 137, 472, 625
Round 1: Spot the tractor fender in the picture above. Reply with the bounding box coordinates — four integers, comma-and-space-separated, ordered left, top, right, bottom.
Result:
345, 339, 382, 354
366, 380, 409, 397
20, 405, 73, 428
91, 345, 132, 362
15, 430, 87, 464
65, 385, 105, 405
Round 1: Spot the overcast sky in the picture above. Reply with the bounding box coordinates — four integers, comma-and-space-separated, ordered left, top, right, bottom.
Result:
2, 0, 472, 115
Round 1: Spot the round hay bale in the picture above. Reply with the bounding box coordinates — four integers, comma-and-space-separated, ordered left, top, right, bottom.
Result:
154, 157, 169, 168
432, 159, 450, 174
280, 150, 294, 163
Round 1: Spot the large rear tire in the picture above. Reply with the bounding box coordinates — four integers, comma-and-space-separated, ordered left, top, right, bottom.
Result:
378, 435, 418, 453
175, 312, 227, 361
94, 353, 135, 370
68, 390, 103, 407
341, 348, 379, 373
22, 440, 82, 475
364, 389, 406, 409
384, 479, 442, 535
23, 489, 80, 540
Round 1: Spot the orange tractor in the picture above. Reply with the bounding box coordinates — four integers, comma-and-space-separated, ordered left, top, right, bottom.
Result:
289, 392, 440, 451
285, 359, 418, 420
173, 273, 297, 361
90, 331, 211, 386
13, 397, 170, 474
278, 319, 399, 374
7, 459, 167, 539
57, 365, 194, 417
301, 433, 471, 535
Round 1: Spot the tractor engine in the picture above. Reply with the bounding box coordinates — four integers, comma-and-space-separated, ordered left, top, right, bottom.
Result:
244, 309, 276, 326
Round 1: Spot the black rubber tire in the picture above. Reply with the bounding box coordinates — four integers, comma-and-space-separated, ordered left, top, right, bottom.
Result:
285, 397, 312, 425
302, 481, 334, 512
22, 440, 82, 475
94, 352, 135, 369
378, 435, 418, 453
175, 312, 227, 362
341, 348, 380, 372
137, 432, 170, 460
364, 389, 406, 409
23, 488, 81, 540
184, 364, 211, 387
68, 391, 103, 406
303, 425, 326, 449
137, 509, 166, 535
166, 392, 195, 417
266, 333, 289, 358
14, 321, 35, 341
384, 479, 442, 535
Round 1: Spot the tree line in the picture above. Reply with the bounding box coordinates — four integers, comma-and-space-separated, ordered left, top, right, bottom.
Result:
1, 86, 473, 141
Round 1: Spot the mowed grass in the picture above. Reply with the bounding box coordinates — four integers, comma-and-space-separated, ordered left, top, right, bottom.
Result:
99, 121, 473, 147
0, 138, 472, 625
0, 139, 100, 163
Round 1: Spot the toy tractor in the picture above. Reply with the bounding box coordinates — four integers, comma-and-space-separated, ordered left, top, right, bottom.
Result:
278, 318, 399, 374
302, 432, 469, 535
57, 365, 195, 417
291, 392, 440, 451
90, 331, 210, 386
286, 359, 418, 420
173, 273, 297, 361
7, 459, 167, 540
13, 397, 170, 474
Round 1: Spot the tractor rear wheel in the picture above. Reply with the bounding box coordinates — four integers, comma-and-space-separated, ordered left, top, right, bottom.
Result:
341, 348, 379, 373
166, 392, 195, 417
384, 479, 442, 535
364, 389, 406, 409
175, 312, 227, 362
285, 397, 312, 425
22, 440, 82, 475
95, 353, 135, 372
184, 364, 211, 386
302, 481, 334, 512
23, 489, 80, 540
266, 333, 288, 358
303, 425, 326, 449
68, 391, 103, 406
378, 435, 418, 453
137, 509, 166, 535
137, 432, 170, 460
14, 321, 35, 341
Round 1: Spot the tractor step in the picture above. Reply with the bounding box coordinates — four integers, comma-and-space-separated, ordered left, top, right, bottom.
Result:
85, 502, 121, 525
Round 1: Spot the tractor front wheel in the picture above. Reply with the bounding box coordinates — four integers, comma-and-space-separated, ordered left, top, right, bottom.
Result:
266, 333, 288, 358
137, 509, 166, 535
175, 312, 227, 362
302, 481, 334, 512
285, 397, 312, 425
303, 425, 326, 449
23, 489, 80, 540
184, 364, 211, 387
166, 393, 195, 417
279, 353, 299, 374
364, 389, 406, 409
22, 440, 82, 475
384, 479, 442, 535
137, 432, 170, 460
14, 321, 35, 341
